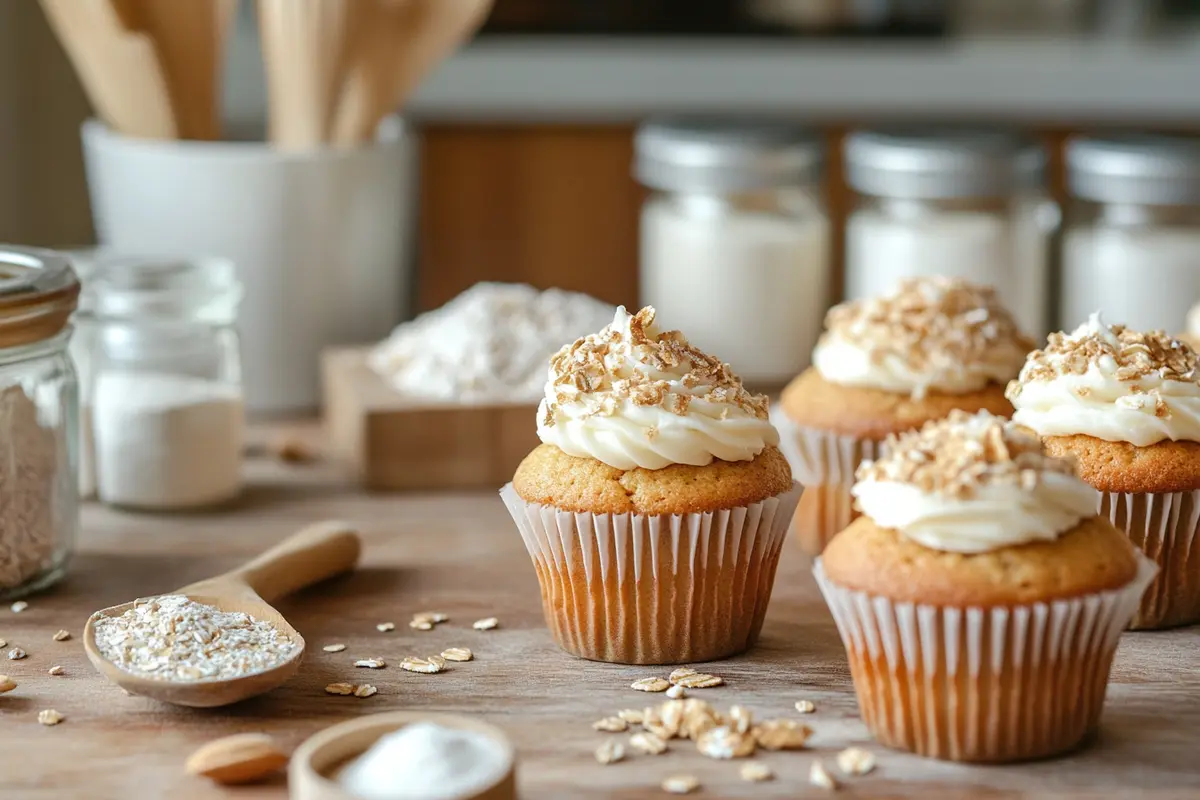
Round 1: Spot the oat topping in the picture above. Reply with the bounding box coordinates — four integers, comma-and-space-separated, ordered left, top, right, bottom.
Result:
836, 746, 876, 776
472, 617, 499, 631
540, 306, 770, 429
856, 410, 1076, 500
594, 740, 625, 765
740, 763, 774, 782
37, 709, 64, 726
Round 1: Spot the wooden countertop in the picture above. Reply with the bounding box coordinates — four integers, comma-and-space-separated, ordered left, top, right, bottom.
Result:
4, 427, 1199, 798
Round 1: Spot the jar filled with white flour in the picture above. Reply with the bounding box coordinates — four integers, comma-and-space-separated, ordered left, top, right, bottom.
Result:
844, 129, 1056, 340
635, 117, 830, 390
1061, 135, 1200, 333
86, 257, 244, 511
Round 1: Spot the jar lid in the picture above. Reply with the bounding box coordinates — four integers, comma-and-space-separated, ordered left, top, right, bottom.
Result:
87, 255, 242, 324
1066, 134, 1200, 205
0, 246, 80, 349
634, 117, 824, 193
845, 128, 1045, 200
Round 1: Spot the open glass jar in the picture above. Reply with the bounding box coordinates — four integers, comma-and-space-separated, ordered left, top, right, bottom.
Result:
0, 246, 80, 598
85, 256, 245, 511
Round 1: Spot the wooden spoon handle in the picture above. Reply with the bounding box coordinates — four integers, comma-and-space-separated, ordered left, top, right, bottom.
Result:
218, 520, 361, 603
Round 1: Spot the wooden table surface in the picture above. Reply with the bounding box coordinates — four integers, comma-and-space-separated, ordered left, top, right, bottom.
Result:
3, 427, 1199, 799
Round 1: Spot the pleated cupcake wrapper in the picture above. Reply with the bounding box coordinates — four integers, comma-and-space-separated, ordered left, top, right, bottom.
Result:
500, 481, 802, 665
770, 408, 880, 555
1098, 489, 1200, 630
814, 555, 1157, 763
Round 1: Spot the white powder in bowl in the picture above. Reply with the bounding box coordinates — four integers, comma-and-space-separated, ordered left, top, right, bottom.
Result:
337, 722, 510, 800
368, 283, 615, 403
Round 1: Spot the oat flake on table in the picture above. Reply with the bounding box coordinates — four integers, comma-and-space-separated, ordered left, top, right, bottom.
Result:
91, 595, 298, 681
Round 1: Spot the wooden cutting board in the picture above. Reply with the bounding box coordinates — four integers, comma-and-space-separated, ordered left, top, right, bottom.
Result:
1, 423, 1197, 798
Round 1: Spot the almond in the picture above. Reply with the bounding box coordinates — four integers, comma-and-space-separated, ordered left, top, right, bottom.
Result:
185, 733, 288, 785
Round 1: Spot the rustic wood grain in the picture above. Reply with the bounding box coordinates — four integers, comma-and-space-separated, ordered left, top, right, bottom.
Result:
1, 423, 1198, 798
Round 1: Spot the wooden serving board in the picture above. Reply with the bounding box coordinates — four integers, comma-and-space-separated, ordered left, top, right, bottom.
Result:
2, 422, 1199, 798
322, 347, 540, 490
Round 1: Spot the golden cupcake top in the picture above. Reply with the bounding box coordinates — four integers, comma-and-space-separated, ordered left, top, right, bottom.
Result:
812, 277, 1032, 399
537, 306, 778, 470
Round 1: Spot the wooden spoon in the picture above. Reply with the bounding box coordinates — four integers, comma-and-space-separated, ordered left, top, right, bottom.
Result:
83, 520, 361, 708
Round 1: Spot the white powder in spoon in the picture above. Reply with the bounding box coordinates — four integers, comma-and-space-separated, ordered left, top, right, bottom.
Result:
337, 722, 510, 800
369, 283, 615, 403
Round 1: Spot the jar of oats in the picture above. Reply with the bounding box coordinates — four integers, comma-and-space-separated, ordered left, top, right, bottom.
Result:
0, 247, 80, 598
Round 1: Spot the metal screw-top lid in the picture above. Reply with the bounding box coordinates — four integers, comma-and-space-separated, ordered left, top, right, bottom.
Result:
1066, 135, 1200, 206
845, 128, 1046, 200
634, 117, 824, 193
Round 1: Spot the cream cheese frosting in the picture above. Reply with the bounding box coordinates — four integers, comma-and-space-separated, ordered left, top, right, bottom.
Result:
852, 410, 1097, 553
536, 306, 778, 470
1007, 313, 1200, 446
812, 276, 1031, 399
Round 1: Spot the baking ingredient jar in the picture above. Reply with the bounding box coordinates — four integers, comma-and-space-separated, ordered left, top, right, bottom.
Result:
0, 246, 80, 598
635, 117, 830, 390
86, 256, 245, 511
1061, 135, 1200, 333
844, 129, 1056, 339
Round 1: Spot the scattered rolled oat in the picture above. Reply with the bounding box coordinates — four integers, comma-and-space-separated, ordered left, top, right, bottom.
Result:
0, 639, 6, 648
353, 684, 378, 698
836, 746, 876, 776
795, 700, 815, 714
729, 705, 752, 735
440, 647, 473, 662
354, 658, 386, 669
617, 709, 644, 725
754, 719, 812, 751
592, 716, 628, 733
662, 775, 700, 795
47, 666, 64, 676
414, 612, 448, 624
0, 675, 16, 693
666, 684, 686, 700
409, 619, 434, 631
631, 677, 670, 693
10, 601, 27, 613
52, 630, 71, 642
667, 667, 696, 684
594, 740, 625, 765
473, 617, 499, 631
7, 647, 25, 660
322, 644, 347, 653
37, 709, 63, 726
740, 763, 774, 782
696, 725, 755, 759
400, 655, 446, 674
629, 732, 667, 755
810, 760, 838, 790
673, 672, 723, 690
324, 683, 355, 696
375, 622, 395, 632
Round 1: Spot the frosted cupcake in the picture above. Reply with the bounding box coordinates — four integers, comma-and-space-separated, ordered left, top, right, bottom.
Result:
775, 276, 1031, 556
1008, 314, 1200, 629
816, 411, 1154, 762
501, 306, 801, 665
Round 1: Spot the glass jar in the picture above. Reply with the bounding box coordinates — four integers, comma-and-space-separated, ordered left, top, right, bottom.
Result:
1061, 135, 1200, 334
844, 129, 1057, 340
635, 117, 830, 391
86, 256, 245, 511
0, 246, 80, 598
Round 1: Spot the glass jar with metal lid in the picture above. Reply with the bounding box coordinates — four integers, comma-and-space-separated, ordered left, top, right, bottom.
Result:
0, 246, 80, 597
635, 117, 830, 390
844, 129, 1056, 339
85, 255, 245, 511
1060, 135, 1200, 334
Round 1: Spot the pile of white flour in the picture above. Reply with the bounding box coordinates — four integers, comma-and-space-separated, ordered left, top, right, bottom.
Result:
369, 283, 615, 403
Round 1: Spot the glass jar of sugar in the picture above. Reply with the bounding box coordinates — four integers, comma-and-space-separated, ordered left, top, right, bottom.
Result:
844, 129, 1056, 340
0, 247, 81, 598
635, 117, 830, 391
1061, 135, 1200, 333
85, 256, 245, 511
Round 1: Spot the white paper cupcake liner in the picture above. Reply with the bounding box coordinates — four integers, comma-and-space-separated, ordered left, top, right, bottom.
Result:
771, 408, 881, 555
814, 555, 1156, 762
1098, 489, 1200, 630
501, 481, 802, 665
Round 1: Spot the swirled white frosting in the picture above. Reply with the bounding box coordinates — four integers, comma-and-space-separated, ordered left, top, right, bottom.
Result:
812, 276, 1030, 399
1008, 313, 1200, 446
536, 306, 779, 470
853, 410, 1095, 553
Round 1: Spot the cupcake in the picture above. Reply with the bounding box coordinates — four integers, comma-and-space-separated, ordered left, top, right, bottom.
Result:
775, 276, 1032, 556
501, 306, 801, 665
816, 410, 1155, 763
1007, 313, 1200, 629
